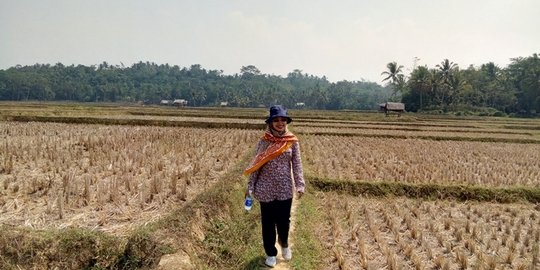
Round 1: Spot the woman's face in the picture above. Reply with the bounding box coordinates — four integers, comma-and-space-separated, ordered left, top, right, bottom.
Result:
271, 117, 288, 132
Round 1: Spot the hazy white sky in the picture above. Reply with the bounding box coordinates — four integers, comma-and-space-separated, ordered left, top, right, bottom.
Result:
1, 0, 538, 83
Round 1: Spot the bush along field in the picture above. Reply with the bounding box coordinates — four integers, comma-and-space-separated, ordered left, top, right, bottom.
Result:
0, 102, 540, 269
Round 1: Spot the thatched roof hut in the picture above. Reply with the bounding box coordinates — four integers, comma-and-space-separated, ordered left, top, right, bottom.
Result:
379, 102, 405, 116
383, 102, 405, 111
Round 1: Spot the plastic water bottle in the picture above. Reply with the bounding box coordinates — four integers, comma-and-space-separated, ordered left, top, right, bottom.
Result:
244, 191, 253, 211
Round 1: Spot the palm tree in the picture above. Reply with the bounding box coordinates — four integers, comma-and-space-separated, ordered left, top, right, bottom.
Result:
381, 62, 404, 98
381, 62, 404, 84
436, 59, 458, 84
434, 59, 459, 106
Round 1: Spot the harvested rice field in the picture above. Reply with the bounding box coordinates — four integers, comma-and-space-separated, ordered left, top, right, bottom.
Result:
0, 121, 259, 235
301, 135, 540, 187
1, 102, 540, 269
317, 192, 540, 270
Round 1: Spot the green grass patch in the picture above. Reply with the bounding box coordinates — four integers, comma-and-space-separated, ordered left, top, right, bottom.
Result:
289, 191, 324, 270
309, 176, 540, 203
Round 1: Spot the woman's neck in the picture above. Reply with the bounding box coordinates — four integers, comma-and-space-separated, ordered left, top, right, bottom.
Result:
269, 126, 287, 137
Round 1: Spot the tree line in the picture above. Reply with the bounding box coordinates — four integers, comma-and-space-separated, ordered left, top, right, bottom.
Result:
0, 62, 391, 110
1, 53, 538, 115
383, 53, 540, 116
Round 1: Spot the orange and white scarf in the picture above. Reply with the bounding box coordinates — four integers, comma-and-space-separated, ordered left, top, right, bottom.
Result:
243, 129, 298, 175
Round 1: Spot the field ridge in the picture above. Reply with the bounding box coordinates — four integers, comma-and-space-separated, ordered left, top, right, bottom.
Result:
310, 176, 540, 203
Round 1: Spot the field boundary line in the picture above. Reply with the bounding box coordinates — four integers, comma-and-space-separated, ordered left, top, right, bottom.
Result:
310, 176, 540, 203
6, 115, 265, 129
296, 131, 540, 144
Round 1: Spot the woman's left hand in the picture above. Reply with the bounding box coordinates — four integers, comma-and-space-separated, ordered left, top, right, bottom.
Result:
297, 191, 304, 199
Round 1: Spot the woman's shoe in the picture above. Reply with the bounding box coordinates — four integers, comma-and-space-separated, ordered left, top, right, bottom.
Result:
282, 247, 292, 260
265, 256, 277, 267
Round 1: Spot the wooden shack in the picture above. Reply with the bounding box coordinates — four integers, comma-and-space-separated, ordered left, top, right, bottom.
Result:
379, 102, 405, 116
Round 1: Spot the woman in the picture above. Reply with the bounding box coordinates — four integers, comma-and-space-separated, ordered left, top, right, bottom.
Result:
244, 105, 306, 267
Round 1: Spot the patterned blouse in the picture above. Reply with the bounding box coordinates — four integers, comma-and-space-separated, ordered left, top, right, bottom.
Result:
247, 140, 306, 203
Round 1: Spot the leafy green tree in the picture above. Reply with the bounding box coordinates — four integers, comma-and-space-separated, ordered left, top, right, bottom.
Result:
506, 54, 540, 114
240, 65, 261, 76
403, 66, 432, 111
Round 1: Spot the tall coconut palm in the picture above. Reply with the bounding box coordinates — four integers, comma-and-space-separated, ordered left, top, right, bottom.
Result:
381, 62, 404, 85
381, 62, 405, 98
434, 59, 459, 106
436, 59, 458, 84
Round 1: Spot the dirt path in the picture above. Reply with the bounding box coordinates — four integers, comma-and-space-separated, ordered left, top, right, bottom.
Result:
259, 197, 299, 270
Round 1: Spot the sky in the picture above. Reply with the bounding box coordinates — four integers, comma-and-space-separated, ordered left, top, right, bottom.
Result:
1, 0, 539, 84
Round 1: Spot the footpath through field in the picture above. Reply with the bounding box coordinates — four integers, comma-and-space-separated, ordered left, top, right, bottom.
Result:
259, 196, 299, 270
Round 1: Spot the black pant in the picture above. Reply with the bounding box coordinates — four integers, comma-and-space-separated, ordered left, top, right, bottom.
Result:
260, 199, 293, 256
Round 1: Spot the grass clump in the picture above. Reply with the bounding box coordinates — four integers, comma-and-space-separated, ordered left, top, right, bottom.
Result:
115, 226, 163, 269
0, 226, 124, 270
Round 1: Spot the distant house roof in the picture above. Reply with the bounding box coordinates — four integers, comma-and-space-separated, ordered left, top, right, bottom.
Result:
380, 102, 405, 110
173, 99, 188, 104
